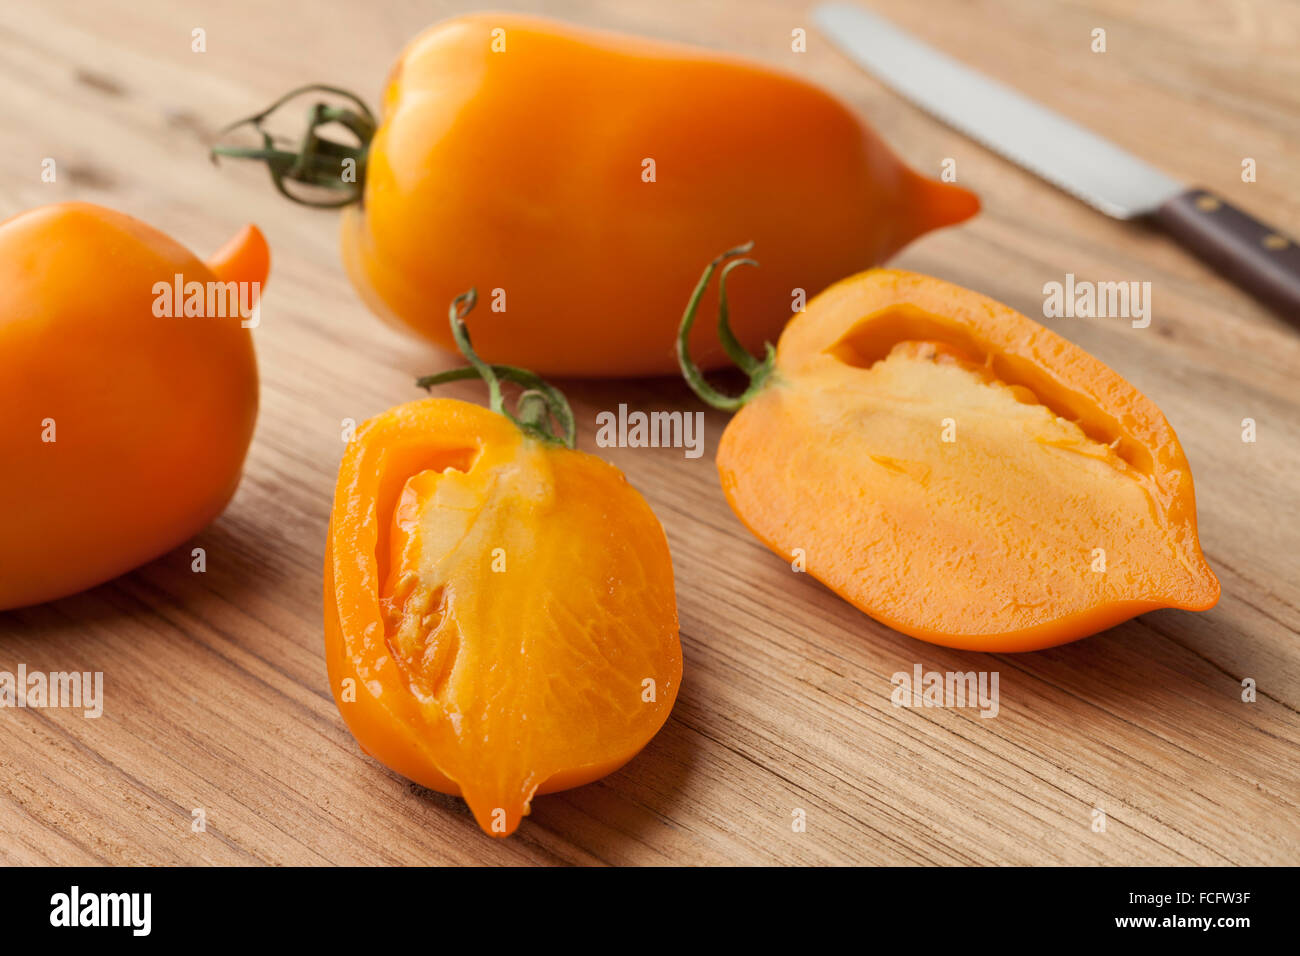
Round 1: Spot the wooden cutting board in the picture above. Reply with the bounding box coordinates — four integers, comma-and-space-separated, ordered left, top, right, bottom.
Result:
1, 0, 1297, 865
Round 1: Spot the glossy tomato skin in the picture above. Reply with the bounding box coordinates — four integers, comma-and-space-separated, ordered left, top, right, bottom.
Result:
340, 13, 978, 377
0, 203, 267, 609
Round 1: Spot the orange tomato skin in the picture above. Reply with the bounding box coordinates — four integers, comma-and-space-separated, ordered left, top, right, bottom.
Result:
0, 203, 265, 610
325, 398, 681, 837
717, 270, 1219, 652
340, 13, 978, 377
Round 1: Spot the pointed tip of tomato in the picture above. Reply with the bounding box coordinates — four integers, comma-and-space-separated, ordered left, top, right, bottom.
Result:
899, 169, 981, 244
206, 223, 270, 289
1168, 567, 1221, 613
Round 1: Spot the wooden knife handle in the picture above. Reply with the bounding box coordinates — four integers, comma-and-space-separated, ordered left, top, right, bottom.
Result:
1154, 188, 1300, 323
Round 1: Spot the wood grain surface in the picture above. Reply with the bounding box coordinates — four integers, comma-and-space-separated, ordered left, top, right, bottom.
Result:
1, 0, 1297, 866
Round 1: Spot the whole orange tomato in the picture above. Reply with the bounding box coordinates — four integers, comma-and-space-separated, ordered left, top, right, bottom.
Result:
0, 202, 267, 610
215, 13, 977, 377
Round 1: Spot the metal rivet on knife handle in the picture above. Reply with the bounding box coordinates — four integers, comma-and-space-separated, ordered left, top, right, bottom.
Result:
1155, 189, 1300, 324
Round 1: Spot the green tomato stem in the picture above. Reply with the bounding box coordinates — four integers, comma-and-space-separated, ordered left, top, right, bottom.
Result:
209, 84, 374, 208
417, 291, 577, 449
676, 242, 777, 412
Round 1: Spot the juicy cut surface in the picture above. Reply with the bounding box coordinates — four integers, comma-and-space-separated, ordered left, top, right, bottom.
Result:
719, 338, 1217, 649
373, 439, 680, 831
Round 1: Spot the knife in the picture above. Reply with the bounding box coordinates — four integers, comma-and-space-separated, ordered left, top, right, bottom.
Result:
814, 2, 1300, 321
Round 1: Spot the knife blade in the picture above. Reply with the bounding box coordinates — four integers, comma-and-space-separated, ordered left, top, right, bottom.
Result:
814, 2, 1300, 320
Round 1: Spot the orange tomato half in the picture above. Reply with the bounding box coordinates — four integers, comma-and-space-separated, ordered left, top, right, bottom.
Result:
715, 269, 1219, 651
325, 398, 681, 837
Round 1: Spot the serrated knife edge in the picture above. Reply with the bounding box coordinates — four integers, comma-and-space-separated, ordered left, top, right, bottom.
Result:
813, 2, 1184, 219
